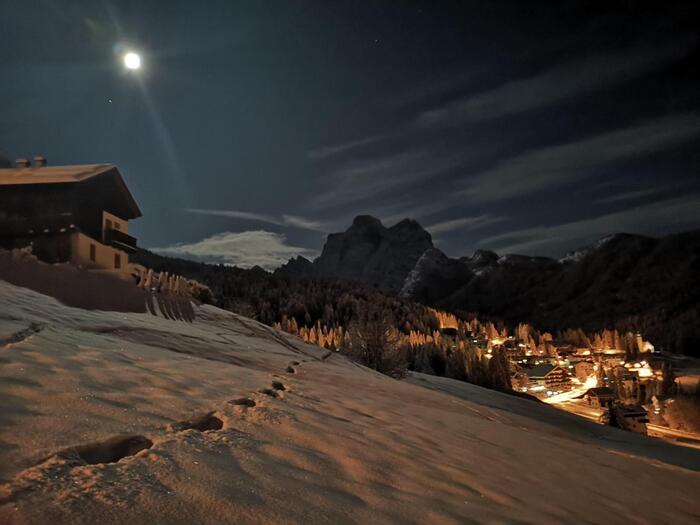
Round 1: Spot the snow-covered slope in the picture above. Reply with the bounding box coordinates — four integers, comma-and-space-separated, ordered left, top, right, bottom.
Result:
1, 280, 699, 524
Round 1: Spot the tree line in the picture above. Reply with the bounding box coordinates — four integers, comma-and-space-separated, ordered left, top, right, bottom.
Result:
132, 249, 658, 391
133, 250, 513, 390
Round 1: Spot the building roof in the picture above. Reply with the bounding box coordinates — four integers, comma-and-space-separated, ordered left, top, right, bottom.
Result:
0, 164, 141, 219
0, 164, 114, 185
614, 404, 648, 417
524, 364, 557, 378
585, 387, 615, 398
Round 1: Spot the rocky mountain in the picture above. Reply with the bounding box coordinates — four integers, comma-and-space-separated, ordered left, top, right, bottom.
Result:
276, 215, 433, 293
277, 216, 700, 356
276, 255, 315, 279
399, 248, 471, 304
422, 231, 700, 355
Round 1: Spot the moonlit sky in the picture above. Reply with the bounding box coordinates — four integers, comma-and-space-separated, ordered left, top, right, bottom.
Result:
2, 1, 700, 269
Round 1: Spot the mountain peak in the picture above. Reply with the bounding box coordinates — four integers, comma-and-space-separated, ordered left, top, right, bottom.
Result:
350, 215, 384, 230
390, 218, 424, 230
310, 215, 433, 293
559, 232, 654, 263
274, 255, 314, 279
471, 249, 498, 264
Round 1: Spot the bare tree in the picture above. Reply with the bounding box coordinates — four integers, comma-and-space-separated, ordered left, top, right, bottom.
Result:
346, 308, 406, 378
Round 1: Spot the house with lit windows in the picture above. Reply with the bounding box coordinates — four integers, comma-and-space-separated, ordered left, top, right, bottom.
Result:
523, 364, 572, 392
0, 157, 141, 274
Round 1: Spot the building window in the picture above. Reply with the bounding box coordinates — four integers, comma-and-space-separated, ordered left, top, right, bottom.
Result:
106, 219, 113, 231
114, 222, 120, 230
114, 253, 121, 269
89, 244, 96, 261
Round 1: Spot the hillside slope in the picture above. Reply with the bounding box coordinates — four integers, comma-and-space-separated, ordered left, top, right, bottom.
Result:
1, 281, 699, 524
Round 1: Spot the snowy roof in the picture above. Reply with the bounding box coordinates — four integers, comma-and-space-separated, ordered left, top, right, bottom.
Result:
0, 164, 114, 185
524, 364, 558, 378
0, 164, 142, 219
585, 387, 615, 398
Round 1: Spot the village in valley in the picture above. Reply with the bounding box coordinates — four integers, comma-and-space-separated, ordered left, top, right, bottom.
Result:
281, 307, 700, 442
436, 314, 699, 440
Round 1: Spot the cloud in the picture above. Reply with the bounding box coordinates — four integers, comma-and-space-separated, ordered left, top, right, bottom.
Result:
426, 214, 506, 235
312, 150, 464, 208
307, 134, 390, 160
184, 208, 328, 232
596, 188, 658, 204
280, 214, 327, 232
151, 231, 318, 270
185, 208, 281, 224
417, 41, 694, 127
460, 113, 700, 202
386, 70, 477, 110
476, 194, 700, 255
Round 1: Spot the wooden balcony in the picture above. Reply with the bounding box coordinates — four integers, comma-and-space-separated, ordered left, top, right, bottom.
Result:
104, 228, 137, 252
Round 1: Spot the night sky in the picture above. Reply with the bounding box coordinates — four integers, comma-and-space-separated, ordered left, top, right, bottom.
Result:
2, 1, 700, 269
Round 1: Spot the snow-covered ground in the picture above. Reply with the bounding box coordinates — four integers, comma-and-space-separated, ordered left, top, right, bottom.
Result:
1, 280, 700, 524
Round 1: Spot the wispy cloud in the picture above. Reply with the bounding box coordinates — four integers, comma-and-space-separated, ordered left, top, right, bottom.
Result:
417, 41, 694, 127
184, 208, 328, 232
476, 194, 700, 255
280, 214, 327, 232
312, 150, 464, 208
185, 208, 280, 224
386, 70, 477, 110
460, 113, 700, 202
307, 134, 391, 161
426, 214, 505, 235
151, 231, 317, 270
596, 188, 658, 204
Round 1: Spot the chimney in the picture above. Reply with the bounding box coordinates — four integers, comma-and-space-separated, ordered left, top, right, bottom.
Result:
32, 156, 47, 167
15, 159, 31, 168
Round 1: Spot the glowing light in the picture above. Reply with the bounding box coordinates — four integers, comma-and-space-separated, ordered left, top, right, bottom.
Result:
638, 364, 654, 378
584, 375, 598, 389
124, 52, 141, 70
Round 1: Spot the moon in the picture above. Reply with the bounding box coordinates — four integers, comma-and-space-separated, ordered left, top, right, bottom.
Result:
123, 52, 141, 70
